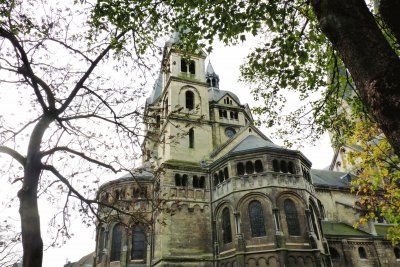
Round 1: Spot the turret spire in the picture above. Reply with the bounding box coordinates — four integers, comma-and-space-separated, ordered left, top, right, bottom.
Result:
205, 61, 219, 89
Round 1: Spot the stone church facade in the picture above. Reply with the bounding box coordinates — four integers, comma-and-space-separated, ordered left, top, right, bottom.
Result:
92, 37, 400, 267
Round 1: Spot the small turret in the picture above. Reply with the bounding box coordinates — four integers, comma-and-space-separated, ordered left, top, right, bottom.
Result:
206, 61, 220, 89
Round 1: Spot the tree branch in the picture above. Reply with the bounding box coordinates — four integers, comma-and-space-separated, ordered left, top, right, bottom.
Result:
0, 146, 26, 166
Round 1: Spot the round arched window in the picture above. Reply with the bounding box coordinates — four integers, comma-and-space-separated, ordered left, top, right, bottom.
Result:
225, 127, 236, 138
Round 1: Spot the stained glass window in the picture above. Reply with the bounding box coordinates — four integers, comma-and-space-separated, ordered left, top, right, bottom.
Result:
110, 224, 122, 261
249, 200, 266, 237
131, 227, 146, 260
222, 208, 232, 243
284, 199, 300, 236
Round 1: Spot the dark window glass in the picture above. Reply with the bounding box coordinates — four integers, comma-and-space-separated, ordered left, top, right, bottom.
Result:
246, 161, 254, 174
223, 110, 227, 118
110, 224, 122, 261
330, 247, 340, 259
255, 160, 263, 173
175, 174, 181, 186
222, 208, 232, 243
358, 247, 367, 259
199, 176, 205, 188
189, 60, 195, 74
181, 59, 187, 72
272, 159, 279, 172
288, 161, 295, 174
213, 173, 219, 187
185, 91, 194, 110
219, 109, 223, 117
230, 111, 234, 119
234, 112, 238, 120
193, 175, 199, 188
394, 247, 400, 259
131, 227, 146, 260
224, 167, 229, 180
237, 163, 245, 175
284, 199, 301, 236
189, 128, 194, 148
280, 161, 288, 173
182, 174, 188, 186
218, 170, 224, 183
249, 200, 266, 237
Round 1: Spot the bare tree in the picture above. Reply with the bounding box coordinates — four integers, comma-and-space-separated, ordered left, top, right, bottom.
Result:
0, 1, 165, 266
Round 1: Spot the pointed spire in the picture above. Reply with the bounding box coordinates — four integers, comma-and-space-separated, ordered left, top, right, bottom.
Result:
205, 60, 220, 89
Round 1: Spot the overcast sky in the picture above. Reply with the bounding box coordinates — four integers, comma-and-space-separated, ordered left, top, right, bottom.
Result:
0, 40, 334, 266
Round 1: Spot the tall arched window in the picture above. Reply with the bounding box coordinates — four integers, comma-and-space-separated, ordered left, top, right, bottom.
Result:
237, 162, 245, 175
222, 208, 232, 243
131, 227, 146, 260
189, 128, 194, 148
110, 224, 123, 261
248, 200, 266, 237
255, 160, 263, 173
175, 174, 181, 186
288, 161, 295, 174
358, 247, 367, 259
284, 199, 301, 236
246, 161, 254, 174
280, 161, 288, 173
272, 159, 279, 172
185, 91, 194, 110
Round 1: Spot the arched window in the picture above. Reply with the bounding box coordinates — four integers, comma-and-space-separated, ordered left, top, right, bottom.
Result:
288, 161, 295, 174
218, 170, 224, 183
175, 174, 181, 186
248, 200, 266, 237
193, 175, 199, 188
182, 174, 188, 186
394, 247, 400, 259
131, 227, 146, 260
280, 161, 288, 173
189, 128, 194, 148
224, 167, 229, 180
329, 247, 340, 260
246, 161, 254, 174
222, 208, 232, 243
185, 91, 194, 110
272, 159, 279, 172
237, 162, 245, 175
110, 224, 123, 261
255, 160, 263, 173
181, 59, 187, 72
284, 199, 300, 236
358, 247, 367, 259
199, 176, 205, 188
213, 173, 219, 187
230, 111, 234, 119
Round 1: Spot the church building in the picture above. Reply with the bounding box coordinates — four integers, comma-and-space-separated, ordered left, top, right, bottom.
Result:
92, 36, 400, 267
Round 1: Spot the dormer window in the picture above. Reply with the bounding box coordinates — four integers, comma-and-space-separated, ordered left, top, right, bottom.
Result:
181, 59, 195, 75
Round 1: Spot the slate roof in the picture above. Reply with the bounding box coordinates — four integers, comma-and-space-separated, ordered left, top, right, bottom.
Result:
99, 168, 154, 190
208, 89, 241, 104
231, 135, 282, 154
311, 169, 355, 189
146, 73, 163, 104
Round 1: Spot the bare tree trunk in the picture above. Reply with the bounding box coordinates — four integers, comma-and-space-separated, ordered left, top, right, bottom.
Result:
19, 116, 53, 267
311, 0, 400, 157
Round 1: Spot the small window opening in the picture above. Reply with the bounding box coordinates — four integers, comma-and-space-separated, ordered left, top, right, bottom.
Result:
358, 247, 367, 259
175, 174, 182, 186
224, 167, 229, 180
181, 59, 187, 72
218, 170, 224, 183
223, 110, 227, 118
213, 174, 219, 187
272, 159, 279, 172
246, 161, 254, 174
394, 247, 400, 259
185, 91, 194, 110
255, 160, 264, 173
189, 128, 194, 148
280, 161, 288, 173
193, 175, 199, 188
237, 162, 245, 175
288, 161, 295, 174
230, 111, 234, 119
182, 174, 188, 186
234, 112, 238, 120
189, 60, 195, 74
199, 176, 205, 188
156, 115, 160, 128
219, 109, 223, 117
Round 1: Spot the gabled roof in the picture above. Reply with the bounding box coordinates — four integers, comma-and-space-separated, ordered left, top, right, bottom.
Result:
312, 169, 355, 189
322, 221, 370, 237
